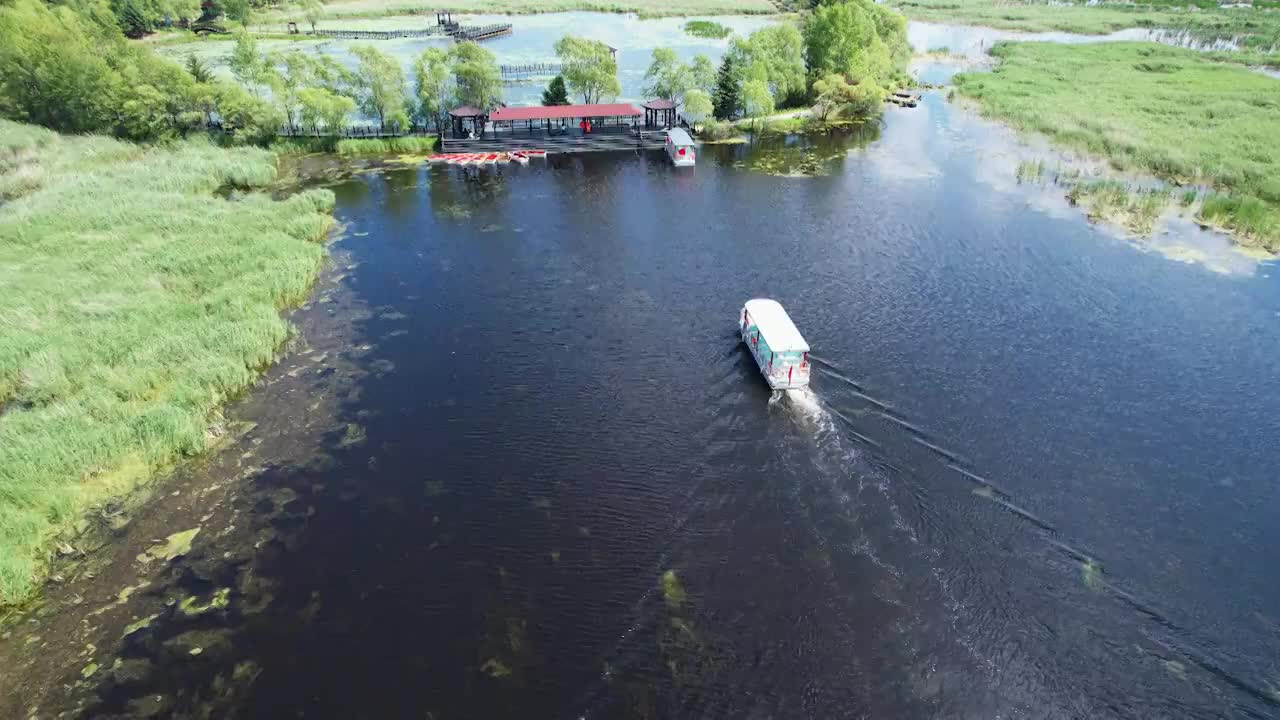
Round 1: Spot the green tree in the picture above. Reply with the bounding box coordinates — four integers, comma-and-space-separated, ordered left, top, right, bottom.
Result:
413, 47, 454, 133
185, 53, 213, 83
741, 77, 774, 139
229, 31, 271, 97
554, 36, 619, 104
690, 53, 716, 94
0, 0, 123, 134
711, 52, 740, 120
643, 48, 690, 103
351, 45, 408, 131
298, 86, 355, 134
214, 80, 282, 142
270, 50, 317, 133
811, 72, 852, 121
222, 0, 250, 24
301, 0, 323, 33
737, 24, 806, 107
449, 41, 502, 111
541, 75, 570, 106
118, 0, 151, 38
683, 88, 713, 122
803, 0, 906, 88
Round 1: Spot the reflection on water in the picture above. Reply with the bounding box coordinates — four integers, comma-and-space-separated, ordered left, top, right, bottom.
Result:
706, 122, 883, 177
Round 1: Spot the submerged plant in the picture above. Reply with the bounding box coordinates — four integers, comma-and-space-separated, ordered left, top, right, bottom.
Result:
1081, 558, 1104, 592
661, 569, 687, 609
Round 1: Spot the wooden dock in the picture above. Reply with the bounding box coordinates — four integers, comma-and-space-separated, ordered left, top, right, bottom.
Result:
309, 28, 445, 39
441, 131, 667, 155
500, 62, 563, 82
306, 21, 511, 42
886, 91, 920, 108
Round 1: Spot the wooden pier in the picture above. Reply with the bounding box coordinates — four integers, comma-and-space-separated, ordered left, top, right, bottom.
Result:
309, 27, 446, 39
500, 62, 563, 82
306, 19, 511, 42
886, 91, 921, 108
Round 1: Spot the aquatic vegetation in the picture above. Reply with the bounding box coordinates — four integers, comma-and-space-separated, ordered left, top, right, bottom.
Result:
480, 657, 511, 678
549, 550, 561, 563
81, 661, 100, 679
122, 613, 161, 638
1067, 181, 1171, 236
1081, 558, 1104, 592
424, 480, 447, 497
0, 121, 335, 605
178, 587, 232, 617
956, 43, 1280, 251
139, 528, 201, 564
1015, 159, 1048, 183
684, 20, 731, 39
338, 423, 367, 449
661, 569, 687, 609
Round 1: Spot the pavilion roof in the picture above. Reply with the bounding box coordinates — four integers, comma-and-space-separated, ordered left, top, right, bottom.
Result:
490, 103, 642, 122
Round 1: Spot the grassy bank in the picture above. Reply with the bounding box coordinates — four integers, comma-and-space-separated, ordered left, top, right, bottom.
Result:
891, 0, 1280, 50
305, 0, 777, 20
955, 42, 1280, 251
0, 121, 335, 605
272, 135, 440, 155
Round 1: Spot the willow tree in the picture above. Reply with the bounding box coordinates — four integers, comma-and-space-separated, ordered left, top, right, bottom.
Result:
413, 47, 454, 133
351, 45, 408, 131
450, 41, 502, 111
804, 0, 908, 89
554, 36, 619, 104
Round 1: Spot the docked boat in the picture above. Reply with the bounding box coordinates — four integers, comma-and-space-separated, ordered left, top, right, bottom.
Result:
740, 298, 810, 389
665, 128, 695, 167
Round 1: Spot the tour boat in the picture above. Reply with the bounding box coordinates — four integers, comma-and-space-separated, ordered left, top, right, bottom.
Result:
740, 299, 810, 389
483, 153, 500, 164
665, 128, 695, 167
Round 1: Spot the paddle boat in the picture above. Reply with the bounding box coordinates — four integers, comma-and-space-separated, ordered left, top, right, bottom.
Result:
740, 298, 810, 389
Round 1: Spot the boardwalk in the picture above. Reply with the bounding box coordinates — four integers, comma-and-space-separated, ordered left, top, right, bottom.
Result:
500, 62, 563, 82
305, 22, 511, 42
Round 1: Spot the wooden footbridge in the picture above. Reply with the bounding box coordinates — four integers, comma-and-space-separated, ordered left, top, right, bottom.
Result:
301, 10, 511, 42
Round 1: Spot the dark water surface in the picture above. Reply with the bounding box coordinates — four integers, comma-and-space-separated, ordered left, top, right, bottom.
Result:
97, 96, 1280, 719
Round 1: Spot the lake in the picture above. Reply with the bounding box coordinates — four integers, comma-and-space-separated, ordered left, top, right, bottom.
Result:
75, 79, 1280, 718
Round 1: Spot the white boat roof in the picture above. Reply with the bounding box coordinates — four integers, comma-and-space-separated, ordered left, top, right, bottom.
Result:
667, 128, 694, 146
744, 298, 809, 352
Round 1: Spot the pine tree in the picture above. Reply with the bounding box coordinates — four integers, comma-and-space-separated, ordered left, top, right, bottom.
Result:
541, 75, 570, 106
712, 54, 740, 120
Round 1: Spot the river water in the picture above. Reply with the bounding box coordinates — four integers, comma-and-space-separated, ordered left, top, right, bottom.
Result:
67, 80, 1280, 717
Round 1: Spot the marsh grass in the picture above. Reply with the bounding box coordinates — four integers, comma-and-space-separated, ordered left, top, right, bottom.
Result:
891, 0, 1280, 50
0, 120, 335, 605
956, 42, 1280, 251
270, 136, 439, 155
1067, 180, 1170, 235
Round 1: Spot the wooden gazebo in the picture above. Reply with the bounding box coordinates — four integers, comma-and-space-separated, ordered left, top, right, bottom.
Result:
642, 99, 676, 128
448, 105, 488, 138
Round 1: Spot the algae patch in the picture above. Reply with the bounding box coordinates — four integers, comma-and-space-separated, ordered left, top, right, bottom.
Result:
179, 587, 231, 617
480, 657, 511, 678
122, 613, 161, 638
661, 569, 688, 609
138, 527, 200, 564
81, 661, 99, 679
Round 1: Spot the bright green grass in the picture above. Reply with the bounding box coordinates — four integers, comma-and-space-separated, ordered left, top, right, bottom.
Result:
271, 135, 440, 155
0, 121, 335, 605
891, 0, 1280, 50
955, 42, 1280, 251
